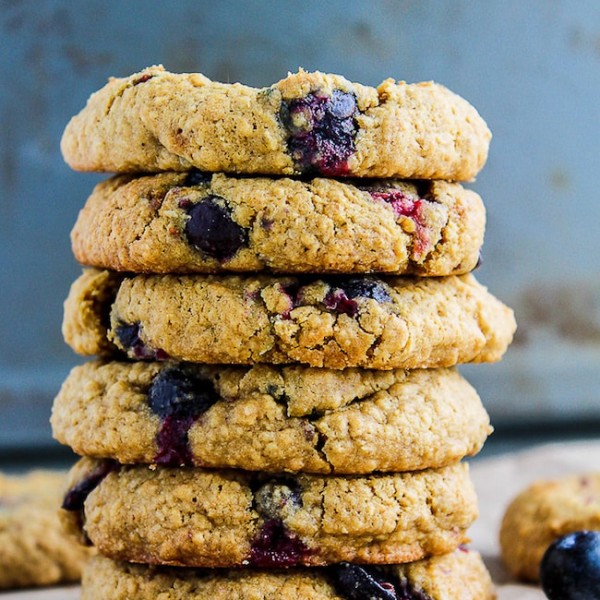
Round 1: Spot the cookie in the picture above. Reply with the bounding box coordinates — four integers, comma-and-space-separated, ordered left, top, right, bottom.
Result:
82, 548, 496, 600
61, 66, 491, 180
52, 360, 491, 474
63, 269, 516, 370
499, 473, 600, 582
0, 469, 92, 589
61, 458, 478, 567
71, 172, 485, 276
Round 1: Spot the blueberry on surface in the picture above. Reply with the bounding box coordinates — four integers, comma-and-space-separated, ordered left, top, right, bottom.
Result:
338, 277, 392, 303
540, 530, 600, 600
184, 196, 248, 260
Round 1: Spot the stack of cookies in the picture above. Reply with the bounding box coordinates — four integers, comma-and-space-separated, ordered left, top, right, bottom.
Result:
52, 66, 515, 599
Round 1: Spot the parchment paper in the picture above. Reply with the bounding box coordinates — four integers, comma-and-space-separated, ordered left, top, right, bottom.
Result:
4, 441, 600, 599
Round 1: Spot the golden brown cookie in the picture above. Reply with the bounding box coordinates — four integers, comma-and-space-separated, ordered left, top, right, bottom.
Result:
0, 469, 92, 589
71, 172, 485, 276
61, 66, 491, 180
499, 473, 600, 582
82, 549, 496, 599
52, 360, 491, 474
63, 269, 516, 370
61, 458, 478, 568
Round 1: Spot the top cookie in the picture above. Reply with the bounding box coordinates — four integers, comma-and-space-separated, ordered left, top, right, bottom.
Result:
61, 66, 491, 180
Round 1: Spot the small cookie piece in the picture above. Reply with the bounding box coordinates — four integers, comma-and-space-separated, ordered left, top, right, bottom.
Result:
500, 473, 600, 582
61, 458, 478, 567
61, 66, 491, 180
63, 269, 516, 370
71, 172, 485, 276
0, 470, 92, 589
82, 549, 496, 600
52, 360, 491, 474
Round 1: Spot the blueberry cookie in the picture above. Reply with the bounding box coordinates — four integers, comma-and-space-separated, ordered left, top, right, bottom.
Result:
82, 549, 496, 599
61, 66, 491, 180
52, 360, 490, 474
0, 469, 92, 589
63, 270, 516, 370
61, 458, 478, 567
71, 172, 485, 276
499, 473, 600, 582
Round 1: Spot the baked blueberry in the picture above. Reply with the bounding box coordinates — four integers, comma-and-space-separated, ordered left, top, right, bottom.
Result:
540, 530, 600, 600
324, 277, 392, 317
184, 196, 248, 260
62, 459, 119, 511
281, 90, 358, 176
148, 367, 220, 466
114, 322, 167, 360
249, 518, 312, 567
183, 169, 212, 186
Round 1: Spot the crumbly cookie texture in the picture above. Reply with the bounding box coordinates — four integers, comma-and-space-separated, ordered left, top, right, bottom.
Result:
71, 172, 485, 276
63, 269, 516, 370
82, 549, 496, 600
0, 470, 93, 589
52, 360, 490, 474
499, 473, 600, 582
61, 458, 477, 568
61, 65, 491, 180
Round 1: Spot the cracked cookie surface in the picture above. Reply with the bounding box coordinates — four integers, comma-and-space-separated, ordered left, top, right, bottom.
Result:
61, 458, 477, 568
52, 360, 490, 474
61, 66, 491, 180
82, 549, 496, 600
71, 172, 485, 276
0, 470, 93, 589
63, 269, 516, 369
500, 473, 600, 582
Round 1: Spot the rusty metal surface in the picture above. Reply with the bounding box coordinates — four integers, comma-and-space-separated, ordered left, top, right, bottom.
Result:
1, 0, 599, 449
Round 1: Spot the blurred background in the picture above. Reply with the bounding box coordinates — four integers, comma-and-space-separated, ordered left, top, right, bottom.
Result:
1, 0, 599, 469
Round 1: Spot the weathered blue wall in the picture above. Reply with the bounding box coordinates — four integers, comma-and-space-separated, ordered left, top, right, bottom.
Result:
1, 0, 599, 450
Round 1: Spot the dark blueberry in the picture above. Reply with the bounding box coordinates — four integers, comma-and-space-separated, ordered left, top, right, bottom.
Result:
329, 563, 399, 600
339, 277, 392, 303
62, 459, 119, 511
148, 367, 219, 419
114, 322, 166, 360
540, 530, 600, 600
149, 367, 220, 466
281, 90, 358, 176
184, 169, 212, 187
184, 195, 248, 261
323, 277, 392, 317
248, 519, 312, 567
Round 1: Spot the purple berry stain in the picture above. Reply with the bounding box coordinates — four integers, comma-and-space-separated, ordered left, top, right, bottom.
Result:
324, 277, 392, 317
148, 367, 220, 466
115, 322, 168, 360
183, 195, 248, 261
249, 518, 312, 567
282, 90, 358, 176
62, 459, 119, 512
330, 563, 432, 600
370, 190, 431, 259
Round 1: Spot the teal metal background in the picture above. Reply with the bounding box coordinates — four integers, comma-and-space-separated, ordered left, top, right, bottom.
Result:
1, 0, 599, 451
